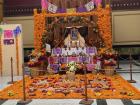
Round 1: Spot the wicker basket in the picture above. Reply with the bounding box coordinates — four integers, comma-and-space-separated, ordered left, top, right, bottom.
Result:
104, 66, 115, 76
30, 67, 47, 76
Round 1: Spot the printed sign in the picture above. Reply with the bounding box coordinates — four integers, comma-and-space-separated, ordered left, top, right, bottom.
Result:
3, 39, 14, 45
4, 30, 13, 38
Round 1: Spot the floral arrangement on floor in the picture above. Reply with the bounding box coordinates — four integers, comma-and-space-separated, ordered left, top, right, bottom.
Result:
66, 61, 78, 81
27, 49, 48, 68
102, 49, 117, 66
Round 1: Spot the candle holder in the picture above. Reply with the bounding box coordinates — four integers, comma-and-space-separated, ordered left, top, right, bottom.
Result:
17, 64, 32, 104
8, 57, 16, 84
79, 56, 94, 105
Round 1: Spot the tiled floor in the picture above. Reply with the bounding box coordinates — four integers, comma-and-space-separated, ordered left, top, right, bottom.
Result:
0, 62, 140, 105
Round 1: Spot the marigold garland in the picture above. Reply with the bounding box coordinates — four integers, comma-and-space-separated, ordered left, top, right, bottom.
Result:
97, 5, 112, 49
34, 9, 46, 52
33, 5, 112, 52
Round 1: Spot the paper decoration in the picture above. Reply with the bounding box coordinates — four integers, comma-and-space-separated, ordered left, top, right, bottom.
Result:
66, 8, 76, 13
77, 7, 87, 12
68, 57, 78, 62
48, 57, 59, 64
53, 48, 62, 55
4, 30, 13, 38
41, 0, 102, 13
86, 64, 94, 71
94, 0, 102, 6
59, 57, 67, 63
86, 47, 97, 55
57, 8, 66, 13
3, 39, 14, 45
48, 57, 54, 64
41, 0, 48, 9
50, 64, 59, 73
0, 26, 21, 38
86, 47, 95, 54
79, 56, 90, 63
13, 26, 21, 37
85, 1, 94, 11
48, 2, 58, 13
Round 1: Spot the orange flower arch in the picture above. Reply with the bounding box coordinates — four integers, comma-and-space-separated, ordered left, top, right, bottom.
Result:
33, 5, 112, 52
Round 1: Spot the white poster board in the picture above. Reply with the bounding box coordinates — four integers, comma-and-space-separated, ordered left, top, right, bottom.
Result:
0, 24, 23, 76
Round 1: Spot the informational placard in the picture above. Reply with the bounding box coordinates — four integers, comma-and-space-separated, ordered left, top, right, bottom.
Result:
0, 24, 23, 76
3, 39, 14, 45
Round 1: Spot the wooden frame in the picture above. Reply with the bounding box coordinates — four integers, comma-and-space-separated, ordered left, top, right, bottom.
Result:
33, 5, 112, 51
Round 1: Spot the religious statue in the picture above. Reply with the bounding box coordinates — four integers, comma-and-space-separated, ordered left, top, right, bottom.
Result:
64, 27, 85, 48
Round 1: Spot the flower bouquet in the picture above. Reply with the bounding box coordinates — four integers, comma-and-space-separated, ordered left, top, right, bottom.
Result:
28, 49, 48, 68
66, 61, 77, 81
102, 50, 117, 76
